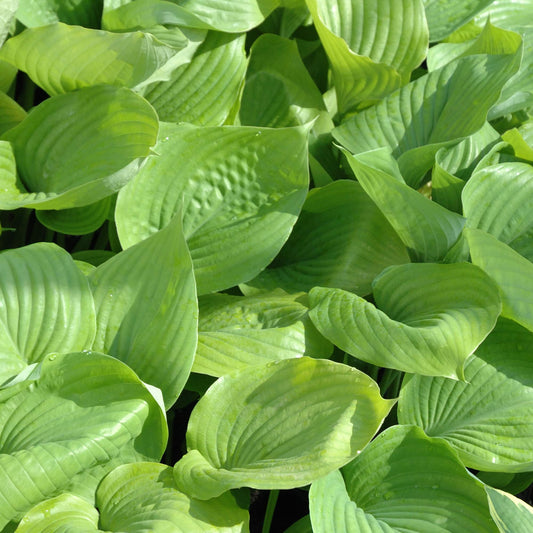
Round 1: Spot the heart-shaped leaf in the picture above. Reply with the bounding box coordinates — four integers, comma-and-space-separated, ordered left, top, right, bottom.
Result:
0, 23, 175, 96
0, 351, 167, 528
399, 317, 533, 472
90, 214, 197, 409
115, 122, 309, 294
0, 85, 158, 210
310, 425, 498, 532
174, 357, 395, 499
309, 262, 501, 378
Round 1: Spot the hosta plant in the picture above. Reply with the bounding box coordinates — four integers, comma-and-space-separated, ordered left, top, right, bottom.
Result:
0, 0, 533, 531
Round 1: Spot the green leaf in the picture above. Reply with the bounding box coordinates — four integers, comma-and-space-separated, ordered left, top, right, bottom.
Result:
502, 128, 533, 162
0, 351, 167, 527
309, 262, 501, 378
102, 0, 213, 32
424, 0, 495, 42
144, 30, 246, 126
0, 23, 175, 96
431, 122, 501, 212
0, 242, 96, 384
165, 0, 279, 32
427, 20, 522, 71
0, 0, 17, 47
36, 197, 112, 236
0, 93, 26, 136
174, 357, 395, 499
333, 46, 522, 187
0, 85, 158, 210
115, 122, 309, 295
399, 317, 533, 472
241, 179, 409, 296
239, 33, 324, 127
486, 486, 533, 533
306, 0, 428, 114
15, 0, 102, 28
465, 228, 533, 332
16, 493, 98, 532
310, 470, 396, 533
89, 214, 197, 409
476, 1, 533, 118
193, 291, 332, 377
463, 163, 533, 252
344, 148, 466, 262
310, 425, 498, 533
97, 462, 249, 532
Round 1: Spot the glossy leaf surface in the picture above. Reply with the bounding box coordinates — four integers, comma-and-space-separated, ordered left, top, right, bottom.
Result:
309, 262, 501, 378
399, 318, 533, 472
174, 357, 394, 499
116, 122, 309, 294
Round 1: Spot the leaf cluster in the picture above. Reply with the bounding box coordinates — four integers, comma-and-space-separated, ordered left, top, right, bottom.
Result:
0, 0, 533, 531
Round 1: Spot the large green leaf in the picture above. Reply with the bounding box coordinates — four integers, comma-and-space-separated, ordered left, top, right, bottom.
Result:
333, 45, 521, 187
144, 30, 246, 125
98, 462, 248, 532
0, 85, 158, 210
486, 486, 533, 533
193, 291, 331, 377
0, 351, 167, 528
89, 214, 197, 409
465, 228, 533, 331
344, 148, 465, 262
0, 242, 95, 385
399, 318, 533, 472
309, 262, 501, 378
17, 463, 249, 532
115, 122, 309, 294
174, 357, 394, 499
239, 33, 325, 127
463, 163, 533, 256
310, 425, 498, 533
0, 23, 175, 96
305, 0, 427, 114
16, 0, 102, 28
241, 179, 409, 296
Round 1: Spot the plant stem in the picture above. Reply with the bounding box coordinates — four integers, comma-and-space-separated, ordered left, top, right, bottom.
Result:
261, 490, 279, 533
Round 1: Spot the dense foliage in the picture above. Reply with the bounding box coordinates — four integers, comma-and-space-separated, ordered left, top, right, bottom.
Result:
0, 0, 533, 531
